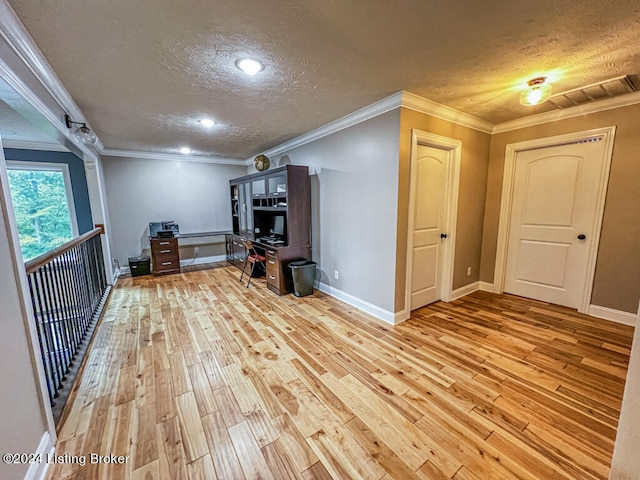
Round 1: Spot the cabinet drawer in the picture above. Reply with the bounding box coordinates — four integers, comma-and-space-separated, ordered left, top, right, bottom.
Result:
152, 239, 178, 254
266, 255, 279, 287
155, 246, 177, 255
156, 258, 179, 270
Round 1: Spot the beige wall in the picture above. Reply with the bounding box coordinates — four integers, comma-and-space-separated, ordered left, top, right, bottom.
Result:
395, 108, 492, 311
481, 103, 640, 314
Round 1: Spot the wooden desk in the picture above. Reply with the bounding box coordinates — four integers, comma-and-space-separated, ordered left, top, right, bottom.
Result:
150, 230, 231, 275
226, 234, 311, 295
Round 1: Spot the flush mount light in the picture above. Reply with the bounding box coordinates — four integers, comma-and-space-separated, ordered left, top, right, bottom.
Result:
179, 147, 191, 155
520, 77, 553, 106
199, 118, 216, 128
235, 58, 264, 75
64, 114, 97, 145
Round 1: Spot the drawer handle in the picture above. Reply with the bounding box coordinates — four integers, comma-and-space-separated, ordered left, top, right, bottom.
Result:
269, 275, 276, 280
160, 249, 171, 253
159, 241, 170, 245
268, 249, 275, 254
268, 260, 275, 265
161, 261, 172, 266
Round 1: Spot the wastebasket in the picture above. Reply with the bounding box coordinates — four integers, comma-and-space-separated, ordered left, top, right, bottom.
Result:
128, 256, 150, 277
288, 260, 317, 297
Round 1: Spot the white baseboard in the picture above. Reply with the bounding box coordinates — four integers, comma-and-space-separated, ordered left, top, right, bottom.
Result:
393, 309, 410, 325
180, 254, 227, 267
316, 281, 397, 325
450, 281, 480, 301
479, 281, 495, 292
25, 432, 53, 480
588, 304, 637, 326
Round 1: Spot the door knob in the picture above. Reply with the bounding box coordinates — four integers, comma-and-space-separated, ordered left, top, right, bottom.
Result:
440, 233, 448, 239
577, 234, 586, 240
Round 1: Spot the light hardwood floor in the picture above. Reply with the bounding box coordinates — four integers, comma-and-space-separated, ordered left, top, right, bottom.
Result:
49, 265, 634, 479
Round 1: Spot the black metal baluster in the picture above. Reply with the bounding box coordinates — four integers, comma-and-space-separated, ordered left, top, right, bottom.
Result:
59, 250, 79, 356
33, 270, 59, 401
95, 235, 107, 293
44, 262, 70, 383
50, 257, 72, 375
37, 267, 64, 394
54, 253, 76, 364
73, 244, 91, 336
86, 240, 98, 311
27, 273, 55, 403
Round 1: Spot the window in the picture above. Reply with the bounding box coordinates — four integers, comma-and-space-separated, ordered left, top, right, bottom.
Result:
6, 161, 78, 261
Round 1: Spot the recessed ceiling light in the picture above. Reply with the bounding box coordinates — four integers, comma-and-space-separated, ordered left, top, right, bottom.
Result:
236, 58, 264, 76
199, 118, 216, 128
179, 147, 191, 155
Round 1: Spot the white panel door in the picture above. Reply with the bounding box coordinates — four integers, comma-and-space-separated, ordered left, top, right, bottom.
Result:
504, 140, 605, 308
411, 145, 448, 310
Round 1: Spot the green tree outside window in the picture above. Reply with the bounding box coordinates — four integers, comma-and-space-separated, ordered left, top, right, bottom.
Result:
7, 164, 76, 261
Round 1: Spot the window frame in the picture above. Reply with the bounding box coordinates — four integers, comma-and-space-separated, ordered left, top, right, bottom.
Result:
6, 160, 80, 239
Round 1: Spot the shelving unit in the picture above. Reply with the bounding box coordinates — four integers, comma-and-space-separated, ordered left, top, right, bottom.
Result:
226, 165, 312, 295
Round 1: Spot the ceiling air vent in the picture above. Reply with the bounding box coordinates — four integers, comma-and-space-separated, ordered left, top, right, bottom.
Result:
547, 75, 638, 109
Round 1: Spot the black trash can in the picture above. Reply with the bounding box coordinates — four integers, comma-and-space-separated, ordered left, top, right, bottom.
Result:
128, 256, 150, 277
288, 260, 317, 297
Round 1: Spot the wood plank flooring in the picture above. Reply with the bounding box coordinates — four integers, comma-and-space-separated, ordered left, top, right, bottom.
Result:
49, 265, 634, 479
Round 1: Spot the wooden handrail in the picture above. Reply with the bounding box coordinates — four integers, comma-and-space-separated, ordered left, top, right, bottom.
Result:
25, 227, 102, 274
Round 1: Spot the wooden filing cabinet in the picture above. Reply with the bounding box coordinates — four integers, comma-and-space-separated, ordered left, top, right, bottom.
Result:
264, 245, 311, 296
151, 237, 181, 275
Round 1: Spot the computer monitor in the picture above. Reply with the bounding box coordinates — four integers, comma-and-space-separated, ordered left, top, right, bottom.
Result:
270, 215, 285, 237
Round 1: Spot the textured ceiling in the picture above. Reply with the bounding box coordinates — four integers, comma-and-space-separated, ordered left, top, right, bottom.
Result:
6, 0, 640, 160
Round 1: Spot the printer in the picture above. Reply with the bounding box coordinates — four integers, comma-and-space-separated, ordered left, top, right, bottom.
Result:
149, 221, 180, 237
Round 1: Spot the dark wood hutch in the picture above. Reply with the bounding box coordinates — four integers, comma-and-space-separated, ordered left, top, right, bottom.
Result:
226, 165, 312, 295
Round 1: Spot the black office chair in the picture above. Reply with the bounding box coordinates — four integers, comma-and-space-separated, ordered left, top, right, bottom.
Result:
239, 239, 266, 288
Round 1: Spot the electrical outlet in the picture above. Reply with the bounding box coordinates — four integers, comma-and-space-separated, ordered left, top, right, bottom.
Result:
467, 266, 472, 276
334, 270, 339, 280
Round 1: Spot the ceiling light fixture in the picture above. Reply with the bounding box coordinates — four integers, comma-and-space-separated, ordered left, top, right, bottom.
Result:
179, 147, 191, 155
235, 58, 264, 76
199, 118, 216, 128
64, 114, 97, 145
520, 77, 552, 106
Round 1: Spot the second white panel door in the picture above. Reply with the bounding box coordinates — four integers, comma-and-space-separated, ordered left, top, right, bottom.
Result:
410, 145, 449, 310
504, 140, 606, 308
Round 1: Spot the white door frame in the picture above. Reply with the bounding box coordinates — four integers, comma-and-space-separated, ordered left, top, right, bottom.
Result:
404, 129, 461, 318
493, 126, 616, 314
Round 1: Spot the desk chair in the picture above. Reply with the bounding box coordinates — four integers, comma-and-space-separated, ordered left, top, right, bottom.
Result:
240, 239, 266, 288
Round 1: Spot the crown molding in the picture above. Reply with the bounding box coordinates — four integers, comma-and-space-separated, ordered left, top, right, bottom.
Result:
400, 91, 495, 134
0, 4, 99, 163
0, 1, 87, 125
492, 90, 640, 134
255, 90, 497, 163
101, 148, 244, 165
255, 92, 405, 161
2, 139, 69, 152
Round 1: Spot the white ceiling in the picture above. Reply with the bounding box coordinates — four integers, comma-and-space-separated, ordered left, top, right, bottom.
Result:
5, 0, 640, 160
